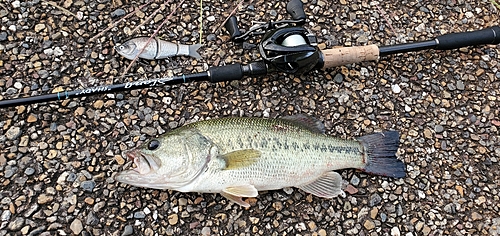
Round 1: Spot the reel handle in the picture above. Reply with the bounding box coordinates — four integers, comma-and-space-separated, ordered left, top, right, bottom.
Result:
286, 0, 306, 22
225, 16, 243, 42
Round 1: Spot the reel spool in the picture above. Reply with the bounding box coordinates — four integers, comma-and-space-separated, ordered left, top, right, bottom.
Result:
259, 27, 321, 74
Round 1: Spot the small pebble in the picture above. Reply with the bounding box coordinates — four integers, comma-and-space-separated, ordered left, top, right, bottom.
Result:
391, 84, 401, 93
24, 167, 35, 176
80, 180, 96, 192
122, 225, 134, 236
134, 211, 146, 219
70, 219, 83, 235
334, 73, 344, 83
435, 125, 444, 133
5, 126, 21, 140
111, 9, 126, 18
369, 193, 382, 206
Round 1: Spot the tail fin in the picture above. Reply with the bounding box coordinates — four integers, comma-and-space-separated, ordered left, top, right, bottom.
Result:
357, 131, 406, 178
189, 44, 203, 59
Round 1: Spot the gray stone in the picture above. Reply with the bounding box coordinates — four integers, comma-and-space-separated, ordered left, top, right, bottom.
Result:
369, 193, 382, 206
435, 125, 444, 133
122, 225, 134, 236
0, 32, 7, 41
5, 126, 21, 140
86, 212, 99, 226
80, 180, 96, 192
8, 217, 25, 231
134, 211, 146, 219
111, 9, 126, 18
24, 167, 35, 176
334, 73, 344, 84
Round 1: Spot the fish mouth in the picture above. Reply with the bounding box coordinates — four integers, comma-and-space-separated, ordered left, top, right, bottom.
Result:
114, 149, 162, 186
124, 149, 160, 175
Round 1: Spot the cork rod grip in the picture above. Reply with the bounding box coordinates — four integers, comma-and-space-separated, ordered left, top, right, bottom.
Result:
321, 44, 380, 69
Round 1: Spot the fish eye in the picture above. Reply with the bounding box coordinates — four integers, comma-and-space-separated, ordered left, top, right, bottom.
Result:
147, 139, 160, 150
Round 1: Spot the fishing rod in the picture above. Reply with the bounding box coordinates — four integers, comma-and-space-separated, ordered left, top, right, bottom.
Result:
0, 0, 499, 108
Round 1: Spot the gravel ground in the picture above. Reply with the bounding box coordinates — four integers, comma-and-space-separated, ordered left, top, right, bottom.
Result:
1, 0, 499, 235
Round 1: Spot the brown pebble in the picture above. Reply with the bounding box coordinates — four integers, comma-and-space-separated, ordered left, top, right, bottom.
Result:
423, 128, 433, 139
308, 221, 317, 231
93, 100, 104, 109
84, 197, 95, 205
363, 219, 375, 230
272, 201, 283, 211
471, 212, 483, 221
17, 106, 25, 114
27, 114, 37, 123
37, 194, 53, 204
168, 214, 178, 225
345, 184, 358, 194
74, 107, 85, 116
115, 155, 125, 165
370, 207, 378, 219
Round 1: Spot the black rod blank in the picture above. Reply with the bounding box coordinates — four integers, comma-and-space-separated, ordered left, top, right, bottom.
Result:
0, 72, 209, 108
0, 61, 268, 108
379, 26, 500, 56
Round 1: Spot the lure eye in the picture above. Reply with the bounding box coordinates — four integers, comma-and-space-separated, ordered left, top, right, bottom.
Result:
147, 139, 160, 150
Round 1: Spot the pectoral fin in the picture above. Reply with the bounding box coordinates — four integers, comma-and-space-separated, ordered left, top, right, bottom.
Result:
221, 185, 259, 207
221, 149, 261, 170
297, 171, 345, 198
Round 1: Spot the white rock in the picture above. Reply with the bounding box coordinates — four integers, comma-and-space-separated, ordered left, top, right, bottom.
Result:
43, 48, 54, 56
12, 1, 20, 8
391, 226, 401, 236
391, 84, 401, 93
53, 47, 64, 56
14, 82, 22, 89
405, 105, 411, 112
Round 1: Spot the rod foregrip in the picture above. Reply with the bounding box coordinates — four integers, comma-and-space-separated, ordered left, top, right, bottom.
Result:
320, 44, 380, 69
208, 63, 244, 83
436, 26, 500, 50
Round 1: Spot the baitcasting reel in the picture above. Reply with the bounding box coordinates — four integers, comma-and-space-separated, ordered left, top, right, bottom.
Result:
224, 0, 322, 75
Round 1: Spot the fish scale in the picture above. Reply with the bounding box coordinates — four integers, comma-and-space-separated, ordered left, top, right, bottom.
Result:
115, 115, 406, 207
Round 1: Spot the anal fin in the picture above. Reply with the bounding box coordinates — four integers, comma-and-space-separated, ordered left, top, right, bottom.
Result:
221, 192, 250, 207
297, 171, 345, 198
221, 185, 258, 207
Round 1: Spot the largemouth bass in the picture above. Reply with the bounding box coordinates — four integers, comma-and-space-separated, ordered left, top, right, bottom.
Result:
115, 37, 202, 60
115, 115, 406, 207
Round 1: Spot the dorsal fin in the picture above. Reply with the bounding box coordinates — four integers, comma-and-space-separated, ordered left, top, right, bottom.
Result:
281, 114, 326, 134
221, 149, 261, 170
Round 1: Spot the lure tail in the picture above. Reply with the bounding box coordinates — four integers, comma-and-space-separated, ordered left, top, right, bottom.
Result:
357, 131, 406, 178
188, 44, 203, 59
